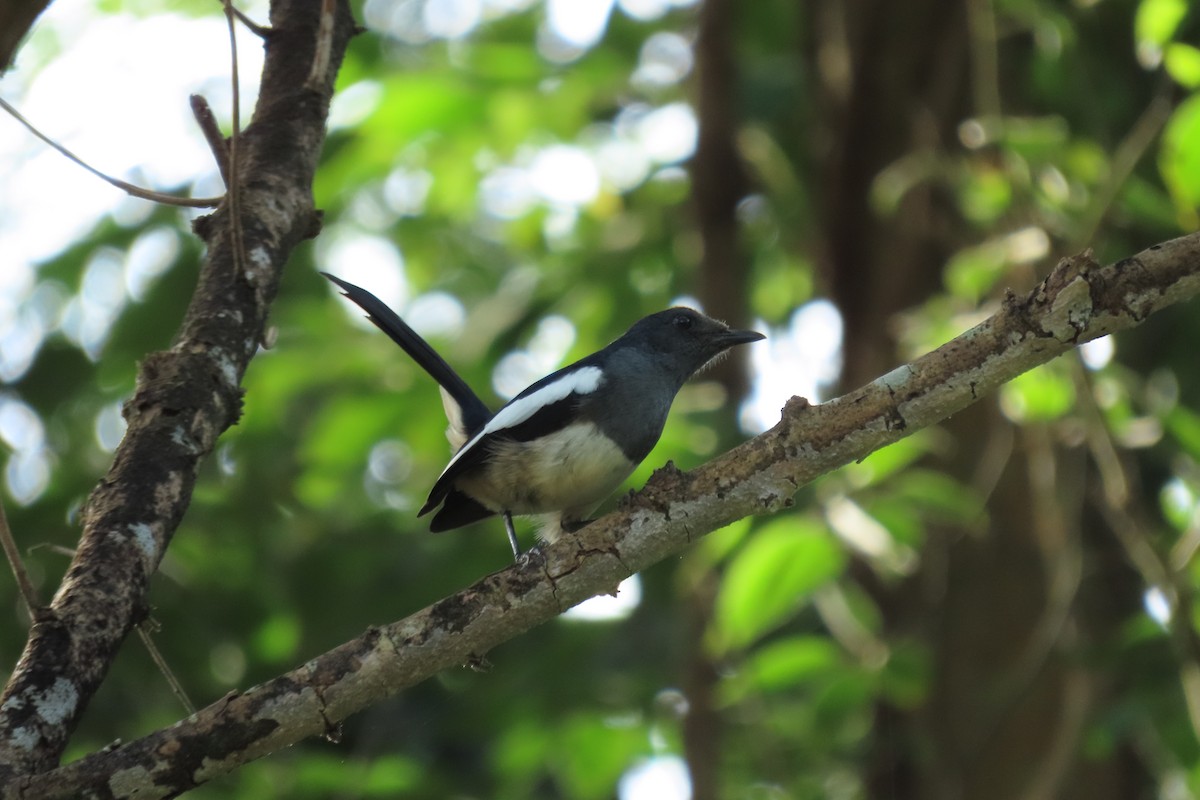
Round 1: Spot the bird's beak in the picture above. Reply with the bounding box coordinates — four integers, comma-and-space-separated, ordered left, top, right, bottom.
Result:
717, 328, 766, 348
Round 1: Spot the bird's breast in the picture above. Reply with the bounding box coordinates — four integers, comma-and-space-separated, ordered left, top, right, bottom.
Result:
454, 422, 635, 519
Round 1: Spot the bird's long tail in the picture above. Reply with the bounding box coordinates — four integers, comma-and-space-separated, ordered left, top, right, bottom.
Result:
320, 272, 492, 439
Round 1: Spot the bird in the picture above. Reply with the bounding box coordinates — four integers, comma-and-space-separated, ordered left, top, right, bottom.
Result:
323, 272, 765, 558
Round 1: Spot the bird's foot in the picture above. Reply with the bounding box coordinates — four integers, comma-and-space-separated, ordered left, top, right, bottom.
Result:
515, 544, 546, 569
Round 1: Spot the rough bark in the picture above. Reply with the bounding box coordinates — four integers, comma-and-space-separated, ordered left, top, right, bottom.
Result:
0, 0, 357, 785
6, 232, 1200, 800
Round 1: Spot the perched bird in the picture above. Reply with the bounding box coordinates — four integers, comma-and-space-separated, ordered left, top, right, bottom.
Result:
323, 273, 764, 558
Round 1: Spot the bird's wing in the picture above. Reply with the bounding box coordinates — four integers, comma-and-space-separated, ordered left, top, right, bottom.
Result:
419, 363, 606, 516
321, 273, 492, 438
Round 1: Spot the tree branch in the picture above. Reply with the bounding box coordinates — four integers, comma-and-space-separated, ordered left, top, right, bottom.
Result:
9, 232, 1200, 800
0, 0, 356, 784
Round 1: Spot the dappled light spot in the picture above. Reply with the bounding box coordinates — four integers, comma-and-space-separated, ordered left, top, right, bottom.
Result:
741, 300, 843, 434
320, 229, 408, 315
492, 315, 577, 399
368, 439, 415, 486
618, 754, 690, 800
0, 398, 46, 471
383, 166, 434, 217
423, 0, 483, 39
125, 227, 181, 301
58, 249, 127, 360
628, 102, 697, 165
0, 397, 50, 503
0, 304, 47, 382
619, 0, 698, 21
407, 292, 466, 339
563, 575, 642, 621
94, 402, 126, 454
632, 32, 693, 90
5, 451, 50, 506
530, 145, 601, 206
1080, 335, 1114, 370
209, 641, 247, 686
328, 80, 384, 132
480, 165, 538, 220
1143, 586, 1171, 628
595, 134, 653, 192
542, 0, 614, 58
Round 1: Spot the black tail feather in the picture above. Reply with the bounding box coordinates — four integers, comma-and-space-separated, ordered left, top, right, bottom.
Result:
428, 489, 496, 531
321, 272, 492, 437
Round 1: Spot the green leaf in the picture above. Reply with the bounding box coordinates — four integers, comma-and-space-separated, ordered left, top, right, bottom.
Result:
862, 497, 927, 548
957, 167, 1013, 225
1165, 44, 1200, 88
1000, 362, 1076, 421
253, 614, 302, 663
879, 640, 931, 708
1159, 95, 1200, 223
713, 518, 846, 653
552, 714, 646, 800
1165, 405, 1200, 461
945, 241, 1008, 302
889, 469, 985, 526
743, 636, 842, 692
842, 429, 940, 489
363, 757, 422, 795
1135, 0, 1188, 47
1159, 478, 1195, 531
690, 517, 754, 569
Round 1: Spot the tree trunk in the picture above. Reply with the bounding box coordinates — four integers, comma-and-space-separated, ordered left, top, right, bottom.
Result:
809, 0, 1143, 794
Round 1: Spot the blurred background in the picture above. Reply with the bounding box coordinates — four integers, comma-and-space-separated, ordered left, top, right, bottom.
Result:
2, 0, 1200, 797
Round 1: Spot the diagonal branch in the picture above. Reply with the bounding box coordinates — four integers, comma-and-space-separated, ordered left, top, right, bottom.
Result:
10, 232, 1200, 800
0, 95, 224, 208
0, 0, 357, 784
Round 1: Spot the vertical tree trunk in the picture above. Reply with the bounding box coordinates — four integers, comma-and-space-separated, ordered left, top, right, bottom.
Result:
686, 0, 755, 795
808, 0, 1142, 795
0, 0, 358, 781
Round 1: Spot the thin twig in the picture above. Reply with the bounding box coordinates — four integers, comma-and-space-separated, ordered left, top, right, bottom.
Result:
26, 540, 196, 714
305, 0, 337, 91
0, 95, 223, 208
135, 622, 196, 716
1073, 83, 1175, 249
189, 94, 231, 186
26, 543, 77, 559
227, 2, 270, 37
0, 497, 42, 619
1071, 357, 1200, 744
221, 0, 247, 280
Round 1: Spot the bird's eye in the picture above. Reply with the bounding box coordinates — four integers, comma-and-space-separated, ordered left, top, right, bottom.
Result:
673, 314, 693, 330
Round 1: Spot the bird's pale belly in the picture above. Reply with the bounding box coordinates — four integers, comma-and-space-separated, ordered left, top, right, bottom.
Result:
454, 422, 635, 519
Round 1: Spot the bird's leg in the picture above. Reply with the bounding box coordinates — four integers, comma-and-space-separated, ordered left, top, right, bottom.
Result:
503, 511, 521, 560
560, 517, 593, 533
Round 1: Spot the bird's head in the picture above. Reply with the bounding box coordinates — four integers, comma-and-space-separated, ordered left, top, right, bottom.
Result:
624, 307, 765, 383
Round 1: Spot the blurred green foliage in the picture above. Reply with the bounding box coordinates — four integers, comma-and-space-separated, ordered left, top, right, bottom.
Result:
5, 0, 1200, 797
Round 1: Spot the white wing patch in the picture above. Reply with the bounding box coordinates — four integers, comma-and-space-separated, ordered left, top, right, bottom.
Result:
437, 365, 604, 478
439, 386, 470, 451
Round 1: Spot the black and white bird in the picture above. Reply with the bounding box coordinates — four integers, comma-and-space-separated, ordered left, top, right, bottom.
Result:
323, 273, 764, 558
